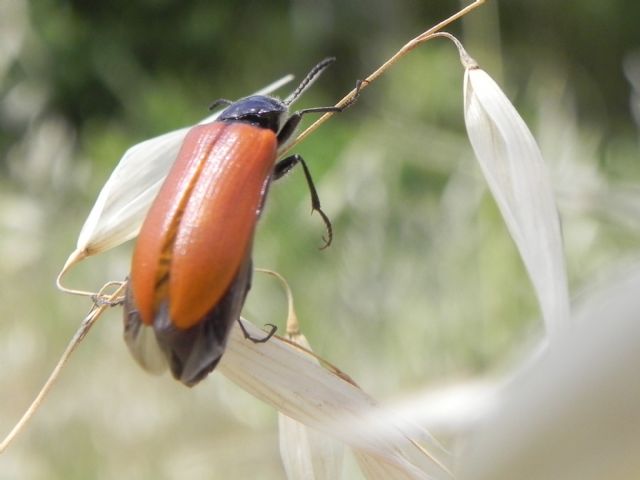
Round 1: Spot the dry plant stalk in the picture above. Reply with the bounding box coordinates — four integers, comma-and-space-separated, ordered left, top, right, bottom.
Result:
0, 282, 125, 454
284, 0, 486, 153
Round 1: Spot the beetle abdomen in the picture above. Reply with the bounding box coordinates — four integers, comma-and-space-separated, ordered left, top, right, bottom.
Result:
124, 254, 253, 386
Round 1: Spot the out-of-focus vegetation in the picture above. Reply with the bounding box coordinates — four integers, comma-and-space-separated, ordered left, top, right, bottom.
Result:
1, 1, 639, 478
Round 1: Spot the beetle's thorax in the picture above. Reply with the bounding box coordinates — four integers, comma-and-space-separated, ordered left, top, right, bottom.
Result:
219, 95, 288, 134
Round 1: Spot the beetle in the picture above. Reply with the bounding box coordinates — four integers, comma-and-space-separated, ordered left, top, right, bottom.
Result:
123, 58, 359, 387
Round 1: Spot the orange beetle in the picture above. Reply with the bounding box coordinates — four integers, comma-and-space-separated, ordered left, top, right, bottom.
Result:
123, 58, 357, 386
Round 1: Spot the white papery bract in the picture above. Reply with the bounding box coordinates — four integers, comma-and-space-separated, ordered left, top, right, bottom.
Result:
278, 333, 345, 480
76, 126, 190, 256
73, 75, 294, 259
459, 267, 640, 480
279, 414, 344, 480
463, 67, 570, 335
219, 320, 452, 480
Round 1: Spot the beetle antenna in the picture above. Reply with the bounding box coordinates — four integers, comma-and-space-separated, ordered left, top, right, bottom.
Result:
284, 57, 336, 107
208, 98, 233, 111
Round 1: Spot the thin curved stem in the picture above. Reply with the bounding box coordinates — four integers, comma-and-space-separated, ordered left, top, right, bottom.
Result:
282, 0, 486, 154
0, 282, 126, 454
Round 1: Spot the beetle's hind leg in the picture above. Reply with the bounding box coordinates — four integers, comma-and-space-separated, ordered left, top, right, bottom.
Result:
237, 320, 278, 343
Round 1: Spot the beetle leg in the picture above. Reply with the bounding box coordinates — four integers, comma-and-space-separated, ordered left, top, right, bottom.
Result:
276, 113, 303, 145
277, 79, 366, 146
274, 154, 333, 249
237, 320, 278, 343
293, 78, 366, 116
277, 107, 341, 145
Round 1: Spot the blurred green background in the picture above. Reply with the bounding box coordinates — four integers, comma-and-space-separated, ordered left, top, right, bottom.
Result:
1, 1, 639, 478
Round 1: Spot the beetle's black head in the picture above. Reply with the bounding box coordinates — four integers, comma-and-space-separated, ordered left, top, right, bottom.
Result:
219, 95, 288, 133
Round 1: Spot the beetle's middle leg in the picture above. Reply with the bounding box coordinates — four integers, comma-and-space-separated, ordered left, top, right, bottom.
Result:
274, 154, 332, 249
